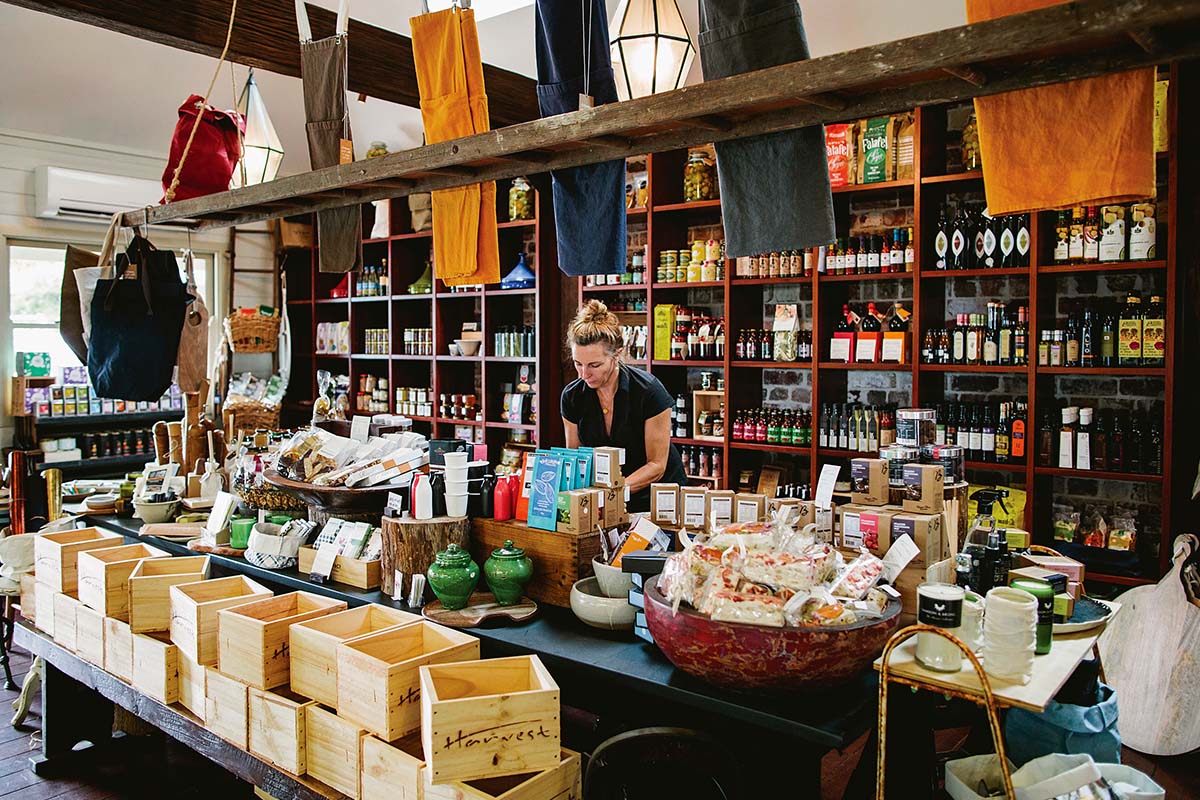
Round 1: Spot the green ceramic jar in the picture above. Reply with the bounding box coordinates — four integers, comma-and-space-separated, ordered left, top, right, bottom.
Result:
483, 540, 534, 606
427, 543, 479, 611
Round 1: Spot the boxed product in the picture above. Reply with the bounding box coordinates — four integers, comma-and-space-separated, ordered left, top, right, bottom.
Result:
614, 517, 672, 567
653, 305, 677, 362
768, 497, 816, 529
858, 116, 894, 184
1098, 205, 1127, 262
556, 489, 595, 535
890, 511, 949, 568
893, 112, 915, 180
1129, 202, 1156, 260
733, 492, 766, 523
902, 464, 944, 514
837, 505, 897, 552
592, 447, 625, 488
704, 489, 734, 530
681, 486, 708, 529
850, 458, 889, 506
1017, 553, 1085, 584
825, 123, 854, 188
1009, 566, 1068, 595
598, 484, 628, 528
650, 483, 679, 527
17, 352, 52, 377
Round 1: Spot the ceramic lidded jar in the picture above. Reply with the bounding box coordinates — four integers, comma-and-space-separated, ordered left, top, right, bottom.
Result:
483, 539, 533, 606
427, 543, 479, 611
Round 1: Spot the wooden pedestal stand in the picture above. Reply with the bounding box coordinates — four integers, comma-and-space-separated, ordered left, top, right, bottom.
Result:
379, 516, 472, 598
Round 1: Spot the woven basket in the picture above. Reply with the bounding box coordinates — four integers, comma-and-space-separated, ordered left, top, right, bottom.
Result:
223, 401, 280, 433
224, 312, 281, 353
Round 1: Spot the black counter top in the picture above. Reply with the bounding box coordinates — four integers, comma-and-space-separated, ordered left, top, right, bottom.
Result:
83, 513, 875, 750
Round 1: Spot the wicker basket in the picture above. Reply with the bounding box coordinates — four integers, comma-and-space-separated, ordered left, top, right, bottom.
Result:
223, 402, 280, 433
224, 312, 281, 353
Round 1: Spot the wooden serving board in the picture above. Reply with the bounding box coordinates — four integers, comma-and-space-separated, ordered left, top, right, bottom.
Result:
1098, 534, 1200, 756
422, 592, 537, 628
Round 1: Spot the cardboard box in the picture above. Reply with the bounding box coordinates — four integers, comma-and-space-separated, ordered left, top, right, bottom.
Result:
890, 511, 949, 568
1017, 553, 1085, 584
902, 464, 944, 514
650, 483, 679, 527
681, 487, 707, 529
850, 458, 889, 506
592, 447, 625, 488
881, 331, 908, 363
555, 489, 595, 534
598, 485, 628, 528
653, 305, 676, 362
733, 493, 766, 523
1054, 592, 1075, 619
837, 505, 897, 553
704, 490, 734, 530
1009, 566, 1068, 595
613, 517, 671, 568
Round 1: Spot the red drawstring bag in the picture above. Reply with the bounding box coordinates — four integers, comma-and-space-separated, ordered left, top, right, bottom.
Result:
160, 94, 244, 203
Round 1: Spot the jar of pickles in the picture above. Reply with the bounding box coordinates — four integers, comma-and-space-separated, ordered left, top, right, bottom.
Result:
366, 141, 389, 159
683, 151, 716, 202
508, 176, 534, 221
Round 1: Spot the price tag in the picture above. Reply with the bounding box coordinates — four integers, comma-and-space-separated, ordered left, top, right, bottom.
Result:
815, 464, 840, 510
882, 533, 920, 583
393, 570, 404, 599
386, 492, 405, 514
829, 338, 852, 362
855, 337, 878, 363
350, 415, 371, 443
339, 138, 354, 165
308, 541, 340, 581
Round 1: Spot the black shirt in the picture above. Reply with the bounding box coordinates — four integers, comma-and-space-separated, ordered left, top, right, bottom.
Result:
561, 364, 687, 512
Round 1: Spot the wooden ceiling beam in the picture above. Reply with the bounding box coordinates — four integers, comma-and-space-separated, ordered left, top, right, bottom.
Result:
2, 0, 540, 127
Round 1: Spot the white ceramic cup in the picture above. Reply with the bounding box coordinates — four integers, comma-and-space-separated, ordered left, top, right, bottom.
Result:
445, 493, 468, 517
445, 480, 469, 494
448, 343, 461, 356
443, 452, 468, 467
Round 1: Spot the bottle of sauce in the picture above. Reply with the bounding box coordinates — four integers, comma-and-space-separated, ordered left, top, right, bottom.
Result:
1142, 295, 1165, 366
1118, 295, 1143, 366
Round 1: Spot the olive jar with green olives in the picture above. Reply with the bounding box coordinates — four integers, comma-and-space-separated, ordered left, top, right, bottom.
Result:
683, 151, 717, 202
508, 176, 534, 221
483, 540, 533, 606
427, 543, 479, 611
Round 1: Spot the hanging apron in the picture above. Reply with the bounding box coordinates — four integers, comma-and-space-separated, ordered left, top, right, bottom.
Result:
534, 0, 625, 276
299, 32, 362, 273
697, 0, 834, 257
410, 7, 500, 286
968, 0, 1154, 214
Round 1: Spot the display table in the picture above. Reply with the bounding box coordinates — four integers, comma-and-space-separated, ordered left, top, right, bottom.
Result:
64, 512, 876, 795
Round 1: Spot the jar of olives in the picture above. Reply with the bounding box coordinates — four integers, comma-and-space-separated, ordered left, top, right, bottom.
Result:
508, 176, 534, 221
683, 151, 716, 202
366, 140, 389, 159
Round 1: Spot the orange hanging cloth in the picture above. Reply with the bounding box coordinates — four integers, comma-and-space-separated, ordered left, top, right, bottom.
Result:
968, 0, 1155, 215
410, 7, 499, 286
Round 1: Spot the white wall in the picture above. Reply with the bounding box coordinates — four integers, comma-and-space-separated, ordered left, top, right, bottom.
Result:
0, 127, 276, 447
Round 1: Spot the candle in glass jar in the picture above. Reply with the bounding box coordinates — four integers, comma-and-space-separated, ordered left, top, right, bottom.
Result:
916, 582, 965, 672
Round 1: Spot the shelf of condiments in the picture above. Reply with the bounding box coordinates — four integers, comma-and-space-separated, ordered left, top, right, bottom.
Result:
1052, 203, 1157, 264
355, 262, 389, 296
829, 302, 911, 363
922, 303, 1030, 366
734, 328, 813, 362
584, 252, 648, 287
938, 401, 1028, 464
932, 206, 1031, 270
41, 428, 156, 465
734, 229, 915, 280
657, 240, 727, 283
673, 396, 726, 439
493, 326, 536, 358
817, 404, 898, 453
438, 394, 481, 422
1037, 295, 1165, 368
400, 328, 434, 356
732, 407, 814, 448
1037, 405, 1162, 475
356, 374, 391, 414
394, 387, 434, 418
362, 329, 388, 355
680, 445, 723, 482
658, 306, 726, 361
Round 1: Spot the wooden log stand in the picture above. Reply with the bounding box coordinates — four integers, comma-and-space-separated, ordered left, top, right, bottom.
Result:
379, 515, 471, 599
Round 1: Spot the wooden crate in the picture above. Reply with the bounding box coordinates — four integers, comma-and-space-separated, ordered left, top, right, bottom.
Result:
419, 655, 561, 784
205, 667, 249, 749
52, 592, 80, 651
470, 519, 600, 608
34, 527, 123, 593
217, 591, 347, 690
178, 651, 207, 721
297, 547, 382, 590
306, 704, 366, 799
290, 604, 421, 707
361, 734, 580, 800
337, 621, 479, 742
104, 618, 134, 682
248, 687, 315, 776
75, 603, 105, 667
77, 542, 170, 621
169, 575, 271, 665
19, 574, 36, 624
128, 555, 210, 633
132, 631, 179, 704
34, 580, 55, 636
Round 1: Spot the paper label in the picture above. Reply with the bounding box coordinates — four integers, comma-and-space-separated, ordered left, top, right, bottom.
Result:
815, 464, 840, 510
841, 513, 863, 548
386, 492, 405, 513
735, 500, 758, 523
882, 533, 920, 582
339, 138, 354, 165
350, 415, 371, 443
918, 588, 962, 628
309, 541, 340, 579
393, 570, 404, 597
683, 493, 706, 527
855, 337, 878, 363
881, 334, 905, 362
829, 338, 851, 362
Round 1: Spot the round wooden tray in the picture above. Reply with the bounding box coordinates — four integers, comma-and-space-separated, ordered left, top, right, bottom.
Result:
262, 469, 404, 510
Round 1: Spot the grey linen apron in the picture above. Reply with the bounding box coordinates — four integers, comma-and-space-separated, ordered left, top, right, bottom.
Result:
698, 0, 835, 257
300, 35, 362, 273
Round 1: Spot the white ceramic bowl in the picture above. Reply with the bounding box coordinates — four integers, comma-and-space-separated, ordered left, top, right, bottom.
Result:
592, 556, 634, 599
445, 493, 468, 518
133, 498, 178, 524
454, 338, 482, 356
571, 577, 636, 631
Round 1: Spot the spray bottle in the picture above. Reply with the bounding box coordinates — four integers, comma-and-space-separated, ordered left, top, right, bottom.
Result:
958, 488, 1010, 594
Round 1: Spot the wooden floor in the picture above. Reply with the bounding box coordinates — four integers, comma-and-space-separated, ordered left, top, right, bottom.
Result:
0, 641, 1193, 799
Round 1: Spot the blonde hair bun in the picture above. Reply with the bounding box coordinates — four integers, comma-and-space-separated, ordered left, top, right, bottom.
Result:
567, 299, 624, 354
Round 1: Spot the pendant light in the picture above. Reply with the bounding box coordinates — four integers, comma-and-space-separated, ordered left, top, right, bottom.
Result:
609, 0, 695, 101
232, 69, 284, 187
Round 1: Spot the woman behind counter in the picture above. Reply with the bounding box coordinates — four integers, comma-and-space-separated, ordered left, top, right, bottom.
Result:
561, 300, 687, 512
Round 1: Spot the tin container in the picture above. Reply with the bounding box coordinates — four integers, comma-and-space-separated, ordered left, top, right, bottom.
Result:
882, 444, 922, 487
896, 408, 937, 447
922, 444, 965, 485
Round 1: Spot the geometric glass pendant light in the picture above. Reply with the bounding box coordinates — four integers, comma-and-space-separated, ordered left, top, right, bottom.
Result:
609, 0, 695, 101
232, 68, 285, 187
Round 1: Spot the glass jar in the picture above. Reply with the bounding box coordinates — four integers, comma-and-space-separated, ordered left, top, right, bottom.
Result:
961, 112, 981, 172
366, 140, 389, 159
683, 151, 716, 202
508, 176, 534, 221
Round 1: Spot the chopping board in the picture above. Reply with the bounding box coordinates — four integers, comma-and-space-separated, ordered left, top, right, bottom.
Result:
422, 592, 537, 627
1097, 534, 1200, 755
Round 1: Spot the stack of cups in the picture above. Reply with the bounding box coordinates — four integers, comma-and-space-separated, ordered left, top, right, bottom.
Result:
443, 452, 469, 517
982, 586, 1038, 685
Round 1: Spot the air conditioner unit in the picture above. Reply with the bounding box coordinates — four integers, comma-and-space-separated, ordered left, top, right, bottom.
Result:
34, 165, 166, 224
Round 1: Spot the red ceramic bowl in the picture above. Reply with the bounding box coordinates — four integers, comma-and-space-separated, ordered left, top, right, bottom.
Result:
643, 575, 902, 692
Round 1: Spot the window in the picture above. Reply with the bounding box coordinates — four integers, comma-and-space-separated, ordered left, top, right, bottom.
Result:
6, 239, 212, 379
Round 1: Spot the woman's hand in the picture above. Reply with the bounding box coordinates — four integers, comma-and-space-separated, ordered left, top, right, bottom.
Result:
623, 407, 671, 493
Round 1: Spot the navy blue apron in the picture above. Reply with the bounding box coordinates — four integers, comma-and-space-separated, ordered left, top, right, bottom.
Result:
698, 0, 835, 256
534, 0, 626, 276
